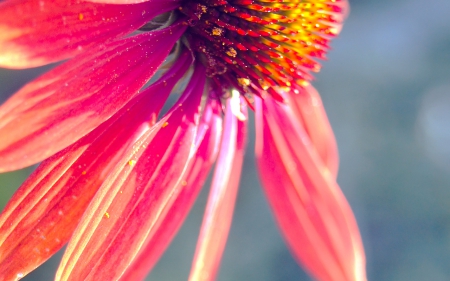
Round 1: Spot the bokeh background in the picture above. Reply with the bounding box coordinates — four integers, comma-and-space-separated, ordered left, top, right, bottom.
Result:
1, 0, 450, 280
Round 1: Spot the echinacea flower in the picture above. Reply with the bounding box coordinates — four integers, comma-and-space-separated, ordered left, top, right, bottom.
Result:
0, 0, 366, 280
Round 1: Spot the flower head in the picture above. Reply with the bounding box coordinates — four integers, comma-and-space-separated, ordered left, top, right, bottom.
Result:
0, 0, 366, 281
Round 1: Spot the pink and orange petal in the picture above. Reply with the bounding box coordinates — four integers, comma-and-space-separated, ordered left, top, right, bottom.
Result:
255, 91, 366, 281
0, 22, 186, 172
120, 98, 223, 281
0, 0, 180, 68
189, 97, 247, 281
55, 63, 206, 281
0, 51, 192, 280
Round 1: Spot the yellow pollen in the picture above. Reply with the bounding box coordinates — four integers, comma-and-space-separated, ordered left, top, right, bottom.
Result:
259, 80, 270, 90
237, 78, 250, 87
162, 121, 169, 128
128, 160, 136, 166
81, 171, 87, 175
78, 13, 84, 20
299, 80, 310, 87
212, 27, 223, 36
226, 47, 237, 57
104, 212, 110, 219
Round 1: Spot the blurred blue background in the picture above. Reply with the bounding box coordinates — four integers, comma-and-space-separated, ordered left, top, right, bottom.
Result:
1, 0, 450, 280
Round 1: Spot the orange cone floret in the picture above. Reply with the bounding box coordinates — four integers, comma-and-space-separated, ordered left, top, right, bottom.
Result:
180, 0, 345, 97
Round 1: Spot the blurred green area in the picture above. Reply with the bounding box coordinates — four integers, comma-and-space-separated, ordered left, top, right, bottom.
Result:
1, 0, 450, 280
0, 168, 33, 209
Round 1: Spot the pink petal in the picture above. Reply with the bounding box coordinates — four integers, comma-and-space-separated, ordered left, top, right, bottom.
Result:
189, 98, 248, 281
0, 54, 191, 281
0, 0, 180, 68
55, 63, 207, 281
288, 85, 339, 178
255, 96, 366, 281
119, 98, 223, 281
0, 22, 186, 172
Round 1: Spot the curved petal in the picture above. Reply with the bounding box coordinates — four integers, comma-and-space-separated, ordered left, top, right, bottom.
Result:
0, 0, 181, 68
288, 85, 339, 178
189, 96, 247, 281
119, 98, 223, 281
55, 63, 206, 281
0, 53, 191, 281
0, 22, 186, 172
255, 96, 366, 281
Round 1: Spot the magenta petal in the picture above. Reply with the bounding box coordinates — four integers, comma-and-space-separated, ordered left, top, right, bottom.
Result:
189, 98, 248, 281
0, 0, 180, 68
119, 98, 223, 281
288, 85, 339, 178
55, 64, 207, 281
255, 96, 366, 281
0, 57, 190, 280
0, 23, 186, 172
